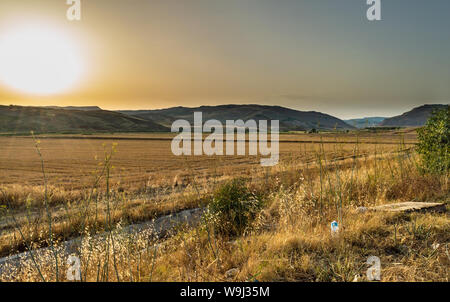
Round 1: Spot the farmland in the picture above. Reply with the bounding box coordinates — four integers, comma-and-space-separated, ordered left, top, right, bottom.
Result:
0, 130, 417, 190
0, 129, 448, 282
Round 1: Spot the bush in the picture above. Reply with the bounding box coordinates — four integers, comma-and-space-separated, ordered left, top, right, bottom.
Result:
417, 107, 449, 174
206, 179, 263, 236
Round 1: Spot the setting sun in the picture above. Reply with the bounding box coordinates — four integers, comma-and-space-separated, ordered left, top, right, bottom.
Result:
0, 24, 83, 96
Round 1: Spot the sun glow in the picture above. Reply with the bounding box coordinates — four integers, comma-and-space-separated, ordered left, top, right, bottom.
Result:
0, 25, 84, 95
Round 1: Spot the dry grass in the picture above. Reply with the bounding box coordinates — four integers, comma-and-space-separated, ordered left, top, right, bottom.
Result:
0, 131, 448, 282
141, 150, 448, 282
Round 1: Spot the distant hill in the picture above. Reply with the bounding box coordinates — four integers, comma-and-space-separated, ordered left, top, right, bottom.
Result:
380, 104, 449, 127
0, 105, 169, 134
119, 105, 354, 131
345, 117, 386, 129
43, 106, 102, 111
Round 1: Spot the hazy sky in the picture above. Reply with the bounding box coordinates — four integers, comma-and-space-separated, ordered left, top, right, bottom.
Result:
0, 0, 449, 119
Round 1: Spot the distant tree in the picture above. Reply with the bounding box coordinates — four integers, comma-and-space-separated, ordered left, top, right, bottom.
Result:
416, 107, 449, 174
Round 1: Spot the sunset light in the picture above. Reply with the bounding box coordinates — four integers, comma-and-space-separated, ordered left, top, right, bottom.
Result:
0, 24, 84, 95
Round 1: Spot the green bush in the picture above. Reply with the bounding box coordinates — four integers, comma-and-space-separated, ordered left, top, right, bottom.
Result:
206, 178, 263, 236
417, 107, 449, 174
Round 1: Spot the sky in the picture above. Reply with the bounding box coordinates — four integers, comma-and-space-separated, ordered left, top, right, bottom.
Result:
0, 0, 449, 119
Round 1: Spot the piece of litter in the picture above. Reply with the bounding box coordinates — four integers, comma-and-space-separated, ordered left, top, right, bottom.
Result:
225, 268, 239, 278
331, 221, 339, 235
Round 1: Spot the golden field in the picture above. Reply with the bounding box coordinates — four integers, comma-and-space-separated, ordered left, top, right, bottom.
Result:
0, 130, 417, 189
0, 130, 448, 282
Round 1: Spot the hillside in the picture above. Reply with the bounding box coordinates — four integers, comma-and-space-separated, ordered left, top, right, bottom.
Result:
43, 106, 102, 111
120, 105, 354, 131
0, 105, 169, 134
345, 117, 386, 128
380, 104, 449, 127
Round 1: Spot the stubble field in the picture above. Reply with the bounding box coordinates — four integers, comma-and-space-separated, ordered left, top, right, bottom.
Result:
0, 130, 448, 282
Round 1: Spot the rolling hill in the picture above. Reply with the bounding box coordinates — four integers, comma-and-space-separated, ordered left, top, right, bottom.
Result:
380, 104, 449, 127
42, 106, 102, 111
119, 105, 354, 131
0, 105, 169, 134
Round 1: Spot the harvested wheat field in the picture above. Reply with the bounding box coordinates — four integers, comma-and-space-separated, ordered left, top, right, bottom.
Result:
0, 130, 448, 282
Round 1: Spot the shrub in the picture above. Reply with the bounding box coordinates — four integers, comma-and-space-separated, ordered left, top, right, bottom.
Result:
416, 107, 449, 174
206, 178, 263, 236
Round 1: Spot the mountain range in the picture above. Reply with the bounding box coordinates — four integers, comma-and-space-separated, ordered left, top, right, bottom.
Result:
119, 105, 353, 132
344, 117, 386, 129
0, 103, 448, 134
